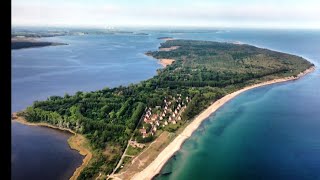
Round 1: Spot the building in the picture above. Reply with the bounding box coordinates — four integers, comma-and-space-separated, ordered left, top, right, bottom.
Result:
140, 128, 147, 138
140, 127, 146, 133
151, 114, 158, 121
144, 117, 148, 122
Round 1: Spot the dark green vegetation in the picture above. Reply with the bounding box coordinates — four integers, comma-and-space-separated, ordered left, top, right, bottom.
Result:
18, 40, 313, 179
12, 40, 68, 49
126, 145, 144, 156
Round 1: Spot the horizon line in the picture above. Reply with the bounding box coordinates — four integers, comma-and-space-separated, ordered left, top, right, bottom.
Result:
11, 24, 320, 30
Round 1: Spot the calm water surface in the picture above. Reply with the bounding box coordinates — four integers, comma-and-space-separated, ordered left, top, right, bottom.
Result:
12, 29, 320, 179
12, 33, 164, 180
12, 122, 83, 180
155, 30, 320, 180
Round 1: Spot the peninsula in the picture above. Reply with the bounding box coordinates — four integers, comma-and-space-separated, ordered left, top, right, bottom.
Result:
13, 39, 314, 179
12, 37, 68, 50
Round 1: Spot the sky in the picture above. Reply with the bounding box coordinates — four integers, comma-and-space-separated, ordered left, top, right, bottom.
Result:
12, 0, 320, 29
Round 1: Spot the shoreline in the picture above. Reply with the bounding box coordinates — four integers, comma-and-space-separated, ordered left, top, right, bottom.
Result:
157, 37, 175, 41
146, 38, 177, 68
145, 53, 175, 68
11, 37, 68, 50
11, 113, 92, 180
131, 65, 316, 180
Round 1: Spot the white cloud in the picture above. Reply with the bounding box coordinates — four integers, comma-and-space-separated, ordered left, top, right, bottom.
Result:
12, 0, 320, 28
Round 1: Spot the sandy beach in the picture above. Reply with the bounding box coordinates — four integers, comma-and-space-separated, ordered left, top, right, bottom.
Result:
158, 37, 175, 41
145, 53, 175, 67
159, 46, 180, 52
11, 113, 92, 180
158, 59, 175, 67
131, 66, 315, 180
145, 38, 177, 68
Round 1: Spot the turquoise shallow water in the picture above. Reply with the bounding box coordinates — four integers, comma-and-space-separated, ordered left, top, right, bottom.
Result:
12, 29, 320, 179
155, 30, 320, 180
156, 75, 320, 180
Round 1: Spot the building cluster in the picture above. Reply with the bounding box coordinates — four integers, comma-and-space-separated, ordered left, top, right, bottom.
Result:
139, 94, 191, 138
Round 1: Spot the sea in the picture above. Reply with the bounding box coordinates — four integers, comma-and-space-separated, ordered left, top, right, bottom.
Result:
12, 28, 320, 180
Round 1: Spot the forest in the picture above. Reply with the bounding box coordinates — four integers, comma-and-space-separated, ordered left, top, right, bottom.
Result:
18, 40, 313, 179
12, 40, 67, 49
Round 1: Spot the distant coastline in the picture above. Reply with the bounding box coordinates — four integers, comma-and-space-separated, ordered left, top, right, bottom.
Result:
12, 37, 68, 50
11, 113, 92, 180
131, 65, 316, 180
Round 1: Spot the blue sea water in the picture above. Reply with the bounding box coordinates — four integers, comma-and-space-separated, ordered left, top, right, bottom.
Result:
12, 33, 164, 180
12, 29, 320, 179
12, 34, 163, 112
155, 30, 320, 180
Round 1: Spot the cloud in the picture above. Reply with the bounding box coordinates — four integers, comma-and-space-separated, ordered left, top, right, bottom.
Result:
126, 3, 320, 22
12, 0, 320, 28
12, 2, 121, 26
